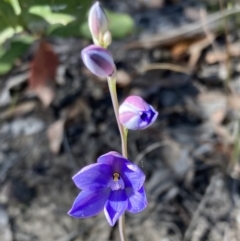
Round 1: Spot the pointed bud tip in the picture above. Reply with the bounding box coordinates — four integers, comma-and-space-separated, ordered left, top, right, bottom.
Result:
88, 1, 109, 47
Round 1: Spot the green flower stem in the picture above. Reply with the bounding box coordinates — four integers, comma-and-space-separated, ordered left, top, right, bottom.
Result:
107, 74, 128, 241
107, 75, 127, 158
119, 127, 128, 241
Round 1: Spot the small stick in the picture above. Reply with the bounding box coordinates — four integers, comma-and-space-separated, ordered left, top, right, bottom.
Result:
140, 63, 190, 75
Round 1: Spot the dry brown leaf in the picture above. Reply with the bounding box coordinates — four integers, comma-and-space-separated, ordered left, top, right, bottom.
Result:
47, 119, 65, 154
170, 40, 192, 59
198, 92, 227, 125
33, 86, 55, 107
205, 42, 240, 64
116, 70, 131, 86
0, 101, 37, 120
29, 40, 59, 107
228, 95, 240, 111
211, 109, 226, 125
188, 36, 213, 69
170, 36, 212, 69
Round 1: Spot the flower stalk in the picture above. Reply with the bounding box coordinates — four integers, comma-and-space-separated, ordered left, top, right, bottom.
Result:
107, 75, 128, 241
107, 75, 128, 158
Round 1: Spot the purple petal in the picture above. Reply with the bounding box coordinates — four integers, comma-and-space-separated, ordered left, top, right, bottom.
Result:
73, 163, 112, 191
97, 152, 130, 173
104, 190, 128, 226
126, 186, 147, 213
148, 105, 159, 124
81, 45, 114, 77
119, 113, 141, 130
119, 111, 137, 123
122, 96, 150, 112
68, 189, 110, 218
121, 162, 145, 191
138, 106, 158, 130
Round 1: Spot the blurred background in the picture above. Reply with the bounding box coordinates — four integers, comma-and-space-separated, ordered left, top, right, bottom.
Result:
1, 0, 240, 240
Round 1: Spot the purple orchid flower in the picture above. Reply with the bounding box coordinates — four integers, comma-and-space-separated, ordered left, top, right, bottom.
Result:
119, 95, 158, 130
81, 44, 115, 77
68, 151, 147, 226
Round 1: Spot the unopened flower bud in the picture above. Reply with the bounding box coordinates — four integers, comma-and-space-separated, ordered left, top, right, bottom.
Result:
119, 96, 158, 130
81, 45, 115, 77
88, 1, 109, 47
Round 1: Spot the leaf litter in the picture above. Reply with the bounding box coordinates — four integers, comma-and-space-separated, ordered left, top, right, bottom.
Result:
29, 40, 59, 107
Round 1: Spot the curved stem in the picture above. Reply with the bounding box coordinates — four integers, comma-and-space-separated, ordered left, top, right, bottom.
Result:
107, 74, 128, 241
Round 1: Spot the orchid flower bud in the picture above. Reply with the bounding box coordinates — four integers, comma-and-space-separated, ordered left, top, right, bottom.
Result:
88, 1, 111, 47
119, 96, 158, 130
81, 45, 115, 77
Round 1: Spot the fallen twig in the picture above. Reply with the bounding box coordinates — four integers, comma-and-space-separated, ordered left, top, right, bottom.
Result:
140, 63, 190, 74
127, 6, 240, 49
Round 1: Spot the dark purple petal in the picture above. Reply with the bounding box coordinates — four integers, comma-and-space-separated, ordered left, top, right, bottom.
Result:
97, 152, 130, 173
121, 162, 145, 191
73, 163, 112, 191
104, 190, 128, 226
81, 45, 115, 77
138, 105, 158, 129
126, 186, 147, 213
68, 189, 110, 218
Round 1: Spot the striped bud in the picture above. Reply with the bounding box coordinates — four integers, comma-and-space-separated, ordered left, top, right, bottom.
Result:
119, 96, 158, 130
81, 45, 115, 77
